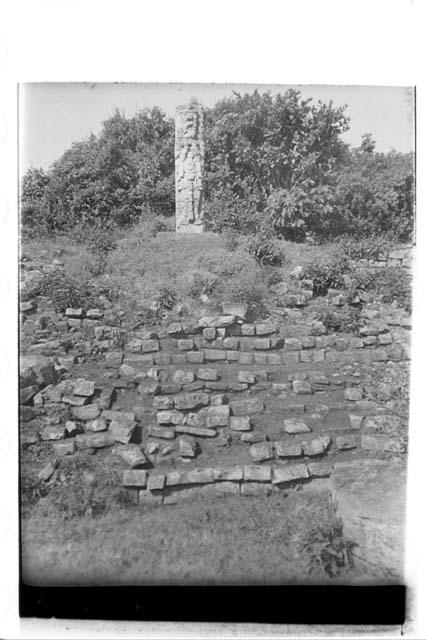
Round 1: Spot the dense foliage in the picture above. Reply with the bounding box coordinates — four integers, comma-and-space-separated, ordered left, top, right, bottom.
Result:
203, 89, 349, 237
21, 108, 175, 234
21, 90, 414, 243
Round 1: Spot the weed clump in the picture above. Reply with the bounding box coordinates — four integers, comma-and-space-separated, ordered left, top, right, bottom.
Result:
27, 271, 99, 313
301, 522, 356, 578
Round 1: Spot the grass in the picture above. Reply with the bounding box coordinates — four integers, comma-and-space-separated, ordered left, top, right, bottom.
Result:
21, 224, 343, 328
22, 484, 359, 586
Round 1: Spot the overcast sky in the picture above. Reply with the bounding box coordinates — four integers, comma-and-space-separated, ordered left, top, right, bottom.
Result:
19, 83, 415, 174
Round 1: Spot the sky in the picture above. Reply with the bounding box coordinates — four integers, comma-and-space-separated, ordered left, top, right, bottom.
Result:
19, 83, 415, 174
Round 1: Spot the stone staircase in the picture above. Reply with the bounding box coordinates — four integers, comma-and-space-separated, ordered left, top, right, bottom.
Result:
78, 312, 409, 506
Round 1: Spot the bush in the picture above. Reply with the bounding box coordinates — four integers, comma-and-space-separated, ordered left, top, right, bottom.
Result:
28, 272, 99, 313
301, 522, 355, 578
334, 236, 392, 262
154, 284, 178, 311
267, 185, 344, 242
374, 267, 412, 312
182, 270, 218, 298
215, 267, 269, 317
246, 229, 284, 266
301, 256, 349, 296
203, 186, 262, 235
321, 307, 362, 334
21, 107, 175, 234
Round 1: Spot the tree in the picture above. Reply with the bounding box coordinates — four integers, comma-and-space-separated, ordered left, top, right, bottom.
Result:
203, 89, 350, 236
21, 107, 175, 233
20, 167, 50, 232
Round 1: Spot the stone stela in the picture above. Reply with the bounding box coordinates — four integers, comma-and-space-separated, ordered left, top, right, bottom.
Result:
175, 101, 205, 233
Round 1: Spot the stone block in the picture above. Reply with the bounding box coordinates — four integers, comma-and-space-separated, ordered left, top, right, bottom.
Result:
272, 464, 309, 484
238, 371, 256, 384
174, 392, 209, 410
302, 434, 331, 456
115, 444, 148, 467
226, 350, 240, 362
109, 420, 137, 444
170, 354, 187, 365
53, 440, 76, 456
178, 339, 194, 351
157, 410, 185, 425
282, 352, 300, 365
213, 466, 244, 481
202, 327, 216, 341
205, 381, 229, 391
301, 336, 316, 349
153, 396, 174, 411
206, 405, 230, 427
73, 378, 95, 397
292, 380, 312, 395
283, 419, 310, 434
223, 336, 239, 350
256, 322, 276, 336
72, 403, 100, 421
141, 339, 160, 353
238, 352, 254, 365
230, 398, 264, 416
336, 434, 357, 450
349, 415, 364, 430
230, 416, 251, 431
274, 441, 303, 458
244, 465, 272, 482
267, 353, 282, 365
85, 417, 107, 432
167, 322, 183, 335
249, 442, 273, 462
241, 324, 255, 336
186, 351, 204, 364
308, 462, 333, 477
122, 469, 148, 488
147, 425, 175, 440
178, 436, 198, 458
254, 338, 271, 350
175, 425, 216, 438
75, 432, 114, 449
204, 349, 227, 361
147, 474, 166, 491
173, 369, 195, 385
154, 353, 171, 366
285, 337, 302, 351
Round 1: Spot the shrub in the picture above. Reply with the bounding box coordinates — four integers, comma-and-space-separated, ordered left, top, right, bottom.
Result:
246, 229, 284, 266
321, 307, 362, 334
301, 257, 348, 296
334, 142, 414, 242
301, 522, 355, 578
215, 267, 269, 317
375, 267, 412, 312
182, 270, 218, 298
154, 284, 178, 311
28, 271, 99, 313
21, 107, 175, 234
87, 227, 118, 255
267, 185, 344, 242
203, 186, 262, 235
334, 236, 392, 262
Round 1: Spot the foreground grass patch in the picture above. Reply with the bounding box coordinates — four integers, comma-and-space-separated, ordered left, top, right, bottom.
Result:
21, 486, 357, 586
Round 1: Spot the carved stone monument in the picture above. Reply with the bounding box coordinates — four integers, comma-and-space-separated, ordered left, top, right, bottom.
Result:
175, 100, 205, 232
